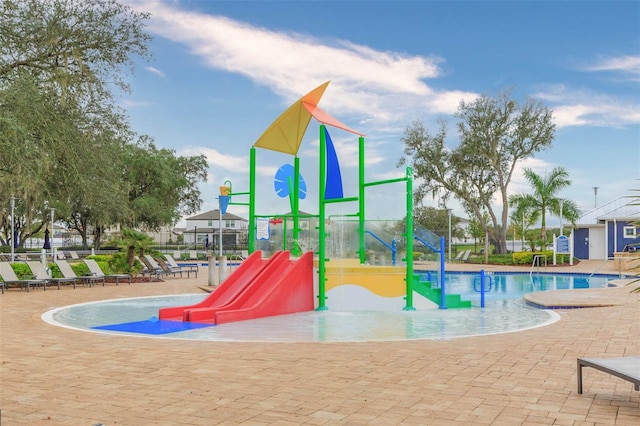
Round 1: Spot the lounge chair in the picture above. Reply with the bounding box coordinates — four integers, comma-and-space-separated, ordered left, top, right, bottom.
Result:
154, 257, 180, 277
69, 251, 80, 259
83, 259, 131, 285
577, 357, 640, 394
189, 250, 198, 260
460, 250, 471, 263
452, 251, 464, 262
26, 261, 76, 290
142, 255, 170, 279
165, 254, 198, 278
0, 262, 47, 292
55, 259, 102, 288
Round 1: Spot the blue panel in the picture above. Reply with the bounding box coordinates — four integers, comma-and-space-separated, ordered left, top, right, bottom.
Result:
92, 317, 214, 335
324, 127, 344, 199
274, 164, 307, 199
608, 221, 615, 257
219, 195, 230, 214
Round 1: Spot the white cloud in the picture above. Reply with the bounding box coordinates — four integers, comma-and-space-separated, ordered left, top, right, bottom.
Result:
582, 55, 640, 79
125, 0, 475, 126
145, 66, 166, 78
534, 84, 640, 128
184, 146, 247, 171
119, 99, 154, 108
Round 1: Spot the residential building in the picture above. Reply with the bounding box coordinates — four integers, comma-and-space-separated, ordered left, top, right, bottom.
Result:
183, 209, 248, 252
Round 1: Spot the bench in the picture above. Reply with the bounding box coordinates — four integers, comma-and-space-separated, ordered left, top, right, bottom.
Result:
577, 356, 640, 394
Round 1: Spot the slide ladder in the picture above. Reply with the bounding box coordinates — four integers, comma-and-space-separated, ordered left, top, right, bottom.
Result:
412, 275, 472, 308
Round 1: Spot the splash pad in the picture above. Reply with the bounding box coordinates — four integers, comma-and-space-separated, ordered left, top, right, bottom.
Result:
163, 81, 468, 324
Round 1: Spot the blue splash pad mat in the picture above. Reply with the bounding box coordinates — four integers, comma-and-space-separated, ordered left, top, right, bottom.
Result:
92, 317, 214, 335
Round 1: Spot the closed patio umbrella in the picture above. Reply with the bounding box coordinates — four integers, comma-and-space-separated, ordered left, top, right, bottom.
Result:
43, 228, 51, 250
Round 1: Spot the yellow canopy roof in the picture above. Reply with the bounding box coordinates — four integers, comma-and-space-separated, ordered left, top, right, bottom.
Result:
253, 81, 330, 155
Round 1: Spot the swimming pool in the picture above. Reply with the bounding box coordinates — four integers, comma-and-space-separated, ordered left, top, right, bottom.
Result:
42, 272, 617, 343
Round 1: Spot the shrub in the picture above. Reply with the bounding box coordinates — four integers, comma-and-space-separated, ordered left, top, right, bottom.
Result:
71, 261, 91, 277
48, 263, 63, 279
108, 251, 143, 275
5, 263, 33, 279
512, 250, 553, 265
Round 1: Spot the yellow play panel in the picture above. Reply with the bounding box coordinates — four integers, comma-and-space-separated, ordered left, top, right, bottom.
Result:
321, 258, 407, 298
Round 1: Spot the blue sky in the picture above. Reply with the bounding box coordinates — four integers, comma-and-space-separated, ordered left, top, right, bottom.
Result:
121, 0, 640, 227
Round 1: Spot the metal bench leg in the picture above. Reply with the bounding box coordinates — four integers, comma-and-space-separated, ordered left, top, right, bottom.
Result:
577, 361, 583, 394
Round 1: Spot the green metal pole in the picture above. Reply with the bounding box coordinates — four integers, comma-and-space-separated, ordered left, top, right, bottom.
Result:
317, 125, 327, 310
283, 217, 287, 251
404, 166, 415, 311
248, 147, 256, 254
293, 156, 301, 256
358, 136, 366, 264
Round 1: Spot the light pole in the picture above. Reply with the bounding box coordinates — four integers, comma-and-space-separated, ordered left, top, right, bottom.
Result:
219, 208, 223, 257
559, 199, 564, 236
50, 207, 55, 258
592, 187, 599, 208
10, 197, 15, 262
447, 209, 452, 261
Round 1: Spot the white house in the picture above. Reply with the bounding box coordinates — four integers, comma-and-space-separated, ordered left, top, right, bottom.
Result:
183, 209, 248, 251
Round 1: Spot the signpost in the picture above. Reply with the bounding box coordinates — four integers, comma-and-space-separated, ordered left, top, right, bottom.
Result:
553, 234, 572, 265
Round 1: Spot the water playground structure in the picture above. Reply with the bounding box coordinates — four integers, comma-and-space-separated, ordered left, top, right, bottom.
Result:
160, 82, 470, 325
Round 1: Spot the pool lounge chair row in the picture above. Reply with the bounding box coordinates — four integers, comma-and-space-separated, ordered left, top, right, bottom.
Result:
452, 250, 471, 263
0, 259, 131, 293
0, 254, 199, 293
138, 255, 198, 279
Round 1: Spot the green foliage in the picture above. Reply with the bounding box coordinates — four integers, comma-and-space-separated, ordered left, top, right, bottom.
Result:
108, 227, 154, 271
487, 255, 514, 265
48, 263, 63, 279
399, 90, 556, 255
108, 252, 143, 275
3, 263, 33, 279
509, 167, 579, 241
121, 137, 208, 230
512, 250, 554, 265
0, 0, 152, 248
87, 255, 111, 263
0, 0, 207, 250
71, 262, 91, 277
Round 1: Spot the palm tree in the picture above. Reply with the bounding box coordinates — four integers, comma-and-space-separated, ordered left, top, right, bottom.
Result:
509, 167, 579, 242
108, 227, 154, 274
509, 202, 540, 250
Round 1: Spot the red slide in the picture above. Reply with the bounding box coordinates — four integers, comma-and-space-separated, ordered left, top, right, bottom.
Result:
158, 251, 314, 325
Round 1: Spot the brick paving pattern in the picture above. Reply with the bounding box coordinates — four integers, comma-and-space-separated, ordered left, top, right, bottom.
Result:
1, 260, 639, 425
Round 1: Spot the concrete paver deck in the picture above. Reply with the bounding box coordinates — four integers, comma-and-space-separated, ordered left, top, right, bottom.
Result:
1, 260, 639, 425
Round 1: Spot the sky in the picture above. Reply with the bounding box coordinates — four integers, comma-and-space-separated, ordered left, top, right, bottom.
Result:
120, 0, 640, 228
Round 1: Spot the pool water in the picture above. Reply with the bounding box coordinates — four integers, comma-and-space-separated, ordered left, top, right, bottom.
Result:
421, 271, 614, 304
42, 273, 616, 343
